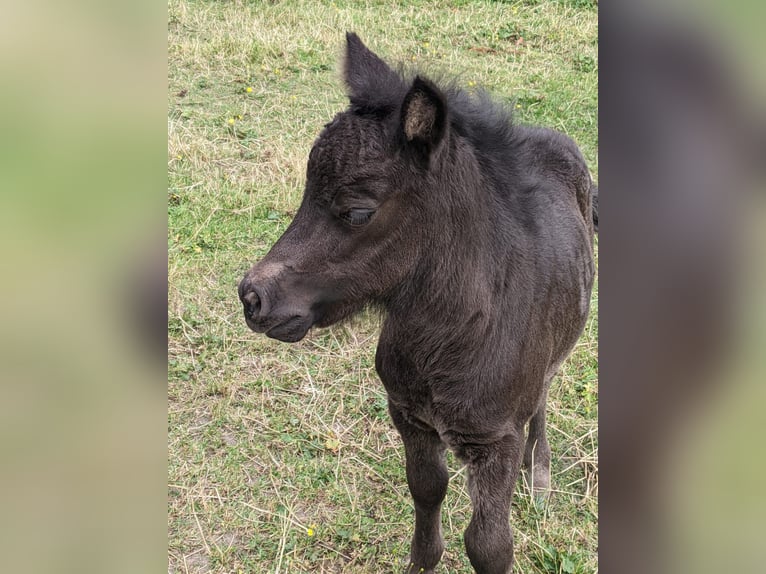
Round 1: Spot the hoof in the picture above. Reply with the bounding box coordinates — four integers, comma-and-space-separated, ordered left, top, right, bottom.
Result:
523, 465, 551, 498
403, 556, 436, 574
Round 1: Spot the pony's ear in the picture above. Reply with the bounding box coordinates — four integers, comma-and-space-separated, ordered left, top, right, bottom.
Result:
400, 76, 448, 164
343, 32, 401, 111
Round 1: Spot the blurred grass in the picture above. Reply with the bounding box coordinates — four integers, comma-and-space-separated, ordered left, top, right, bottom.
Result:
168, 1, 598, 572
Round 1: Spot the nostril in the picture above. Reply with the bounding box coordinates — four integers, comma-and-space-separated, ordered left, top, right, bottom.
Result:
243, 290, 261, 317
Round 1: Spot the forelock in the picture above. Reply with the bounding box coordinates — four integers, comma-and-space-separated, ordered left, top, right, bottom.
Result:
306, 113, 389, 203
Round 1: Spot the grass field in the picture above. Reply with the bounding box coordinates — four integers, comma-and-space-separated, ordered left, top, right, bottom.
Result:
168, 1, 598, 572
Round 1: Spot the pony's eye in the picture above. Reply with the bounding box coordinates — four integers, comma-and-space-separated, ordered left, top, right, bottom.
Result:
341, 208, 375, 226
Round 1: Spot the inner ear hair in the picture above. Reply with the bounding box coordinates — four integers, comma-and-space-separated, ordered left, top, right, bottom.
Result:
404, 91, 435, 141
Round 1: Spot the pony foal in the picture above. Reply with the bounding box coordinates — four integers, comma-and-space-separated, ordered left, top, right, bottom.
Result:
239, 33, 596, 574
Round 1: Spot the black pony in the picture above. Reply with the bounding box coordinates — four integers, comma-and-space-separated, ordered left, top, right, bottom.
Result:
239, 33, 596, 573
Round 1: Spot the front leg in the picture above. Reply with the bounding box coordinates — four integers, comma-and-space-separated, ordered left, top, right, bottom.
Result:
389, 402, 449, 574
457, 431, 524, 574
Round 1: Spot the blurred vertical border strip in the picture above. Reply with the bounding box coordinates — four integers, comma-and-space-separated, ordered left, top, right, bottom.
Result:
0, 1, 168, 573
600, 1, 766, 573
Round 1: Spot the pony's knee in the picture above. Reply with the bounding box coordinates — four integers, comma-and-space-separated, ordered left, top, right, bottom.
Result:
464, 520, 513, 574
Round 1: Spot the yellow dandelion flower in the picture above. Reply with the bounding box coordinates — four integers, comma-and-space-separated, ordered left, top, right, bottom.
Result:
227, 118, 235, 125
306, 523, 317, 537
516, 104, 521, 109
468, 80, 476, 87
423, 42, 430, 48
246, 86, 253, 93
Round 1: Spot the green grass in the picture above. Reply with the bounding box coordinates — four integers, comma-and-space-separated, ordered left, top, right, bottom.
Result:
168, 1, 598, 572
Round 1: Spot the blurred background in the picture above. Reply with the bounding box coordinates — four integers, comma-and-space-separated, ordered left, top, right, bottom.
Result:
0, 0, 763, 572
0, 1, 166, 573
600, 1, 766, 573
